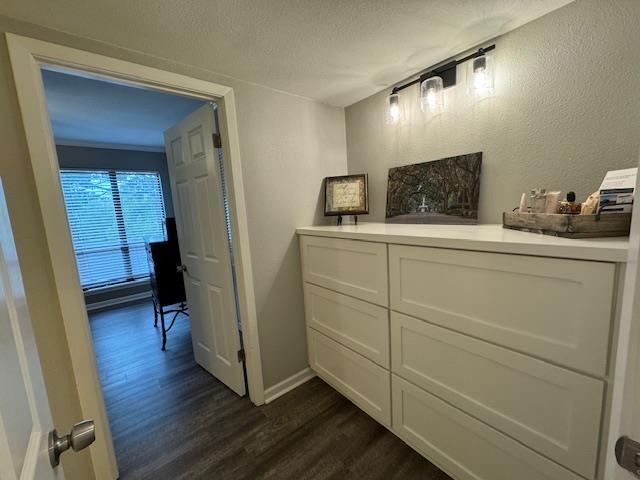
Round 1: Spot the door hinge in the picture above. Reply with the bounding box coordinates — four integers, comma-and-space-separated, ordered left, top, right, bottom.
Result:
212, 133, 222, 148
237, 348, 245, 363
616, 436, 640, 477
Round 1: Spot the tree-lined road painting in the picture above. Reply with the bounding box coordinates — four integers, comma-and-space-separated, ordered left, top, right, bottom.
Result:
385, 152, 482, 225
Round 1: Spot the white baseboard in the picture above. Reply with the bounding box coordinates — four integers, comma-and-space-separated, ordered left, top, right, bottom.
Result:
263, 367, 316, 404
86, 291, 152, 312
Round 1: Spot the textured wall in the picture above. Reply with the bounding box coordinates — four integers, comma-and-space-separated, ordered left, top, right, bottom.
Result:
0, 14, 345, 479
346, 0, 640, 223
233, 87, 347, 387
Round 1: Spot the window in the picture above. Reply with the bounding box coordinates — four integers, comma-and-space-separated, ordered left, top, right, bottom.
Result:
60, 169, 167, 290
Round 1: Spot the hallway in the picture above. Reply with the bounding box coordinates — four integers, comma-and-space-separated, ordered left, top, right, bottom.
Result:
89, 301, 449, 479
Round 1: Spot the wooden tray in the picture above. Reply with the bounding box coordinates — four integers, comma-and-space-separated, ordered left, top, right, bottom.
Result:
503, 212, 632, 238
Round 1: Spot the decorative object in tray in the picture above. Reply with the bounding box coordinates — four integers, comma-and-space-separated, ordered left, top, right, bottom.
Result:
386, 152, 482, 225
324, 173, 369, 225
504, 168, 637, 238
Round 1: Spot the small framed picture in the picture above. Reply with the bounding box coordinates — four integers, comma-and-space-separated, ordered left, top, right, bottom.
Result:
324, 174, 369, 216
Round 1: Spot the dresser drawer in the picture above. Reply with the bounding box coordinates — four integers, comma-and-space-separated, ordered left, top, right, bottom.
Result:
307, 328, 391, 426
392, 375, 584, 480
389, 245, 615, 376
304, 283, 389, 367
391, 311, 602, 478
300, 235, 388, 306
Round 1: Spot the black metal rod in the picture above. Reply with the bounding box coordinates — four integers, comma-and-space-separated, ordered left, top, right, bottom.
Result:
392, 78, 421, 94
391, 44, 495, 95
455, 44, 495, 65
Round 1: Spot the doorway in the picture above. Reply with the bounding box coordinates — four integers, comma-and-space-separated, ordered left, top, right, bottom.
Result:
39, 66, 250, 474
7, 33, 265, 479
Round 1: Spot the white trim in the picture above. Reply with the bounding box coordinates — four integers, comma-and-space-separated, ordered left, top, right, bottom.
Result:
55, 138, 165, 153
6, 33, 265, 480
85, 291, 152, 313
604, 154, 640, 479
264, 367, 316, 404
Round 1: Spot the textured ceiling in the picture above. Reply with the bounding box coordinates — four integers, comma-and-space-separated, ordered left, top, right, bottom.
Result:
2, 0, 574, 106
42, 69, 205, 149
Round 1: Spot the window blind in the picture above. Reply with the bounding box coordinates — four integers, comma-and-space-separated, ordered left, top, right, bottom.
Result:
60, 169, 167, 290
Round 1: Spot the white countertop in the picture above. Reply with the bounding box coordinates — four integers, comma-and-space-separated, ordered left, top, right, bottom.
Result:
296, 223, 629, 263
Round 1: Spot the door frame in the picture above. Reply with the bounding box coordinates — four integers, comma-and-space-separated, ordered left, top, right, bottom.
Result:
6, 33, 265, 479
604, 155, 640, 479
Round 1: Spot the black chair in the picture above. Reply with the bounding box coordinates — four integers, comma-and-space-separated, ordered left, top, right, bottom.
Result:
146, 238, 188, 350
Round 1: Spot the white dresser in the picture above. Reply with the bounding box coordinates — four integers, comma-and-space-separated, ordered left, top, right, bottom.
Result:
297, 223, 629, 480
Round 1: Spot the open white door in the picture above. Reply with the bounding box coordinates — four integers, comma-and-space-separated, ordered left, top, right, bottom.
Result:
164, 103, 246, 396
607, 156, 640, 479
0, 181, 63, 480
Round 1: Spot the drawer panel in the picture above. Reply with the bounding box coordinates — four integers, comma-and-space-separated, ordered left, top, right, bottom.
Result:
389, 244, 615, 376
304, 283, 389, 367
300, 235, 388, 306
392, 375, 584, 480
391, 312, 603, 478
307, 328, 391, 426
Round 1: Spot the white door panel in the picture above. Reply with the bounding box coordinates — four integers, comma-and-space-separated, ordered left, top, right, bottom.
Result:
0, 182, 62, 480
609, 160, 640, 479
164, 103, 245, 396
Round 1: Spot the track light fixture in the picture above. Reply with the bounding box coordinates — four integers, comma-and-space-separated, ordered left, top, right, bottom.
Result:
387, 44, 495, 123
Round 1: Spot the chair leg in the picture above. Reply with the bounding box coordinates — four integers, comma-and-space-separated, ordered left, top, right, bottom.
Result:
153, 299, 158, 328
160, 309, 167, 351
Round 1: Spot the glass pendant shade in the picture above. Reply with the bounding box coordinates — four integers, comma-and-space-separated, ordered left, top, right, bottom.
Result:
386, 93, 404, 125
420, 76, 444, 112
468, 53, 494, 96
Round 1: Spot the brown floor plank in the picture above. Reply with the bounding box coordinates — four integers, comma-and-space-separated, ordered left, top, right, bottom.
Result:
89, 301, 451, 479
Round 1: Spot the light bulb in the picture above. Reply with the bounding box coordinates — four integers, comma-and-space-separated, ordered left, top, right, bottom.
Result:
420, 76, 444, 113
468, 53, 494, 96
386, 93, 404, 125
426, 90, 438, 108
390, 103, 400, 121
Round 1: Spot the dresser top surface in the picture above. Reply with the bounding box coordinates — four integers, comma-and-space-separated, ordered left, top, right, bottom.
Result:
296, 223, 629, 262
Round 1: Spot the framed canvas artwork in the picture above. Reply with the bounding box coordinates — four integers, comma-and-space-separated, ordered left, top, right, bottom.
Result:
386, 152, 482, 224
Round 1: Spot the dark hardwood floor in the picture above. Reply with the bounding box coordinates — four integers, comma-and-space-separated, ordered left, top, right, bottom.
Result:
89, 301, 451, 480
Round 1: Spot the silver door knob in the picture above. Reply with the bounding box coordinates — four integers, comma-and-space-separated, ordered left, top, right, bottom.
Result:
49, 419, 96, 468
177, 264, 188, 273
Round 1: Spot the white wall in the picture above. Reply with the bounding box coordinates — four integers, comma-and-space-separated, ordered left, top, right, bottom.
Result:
346, 0, 640, 223
0, 14, 345, 479
233, 87, 347, 386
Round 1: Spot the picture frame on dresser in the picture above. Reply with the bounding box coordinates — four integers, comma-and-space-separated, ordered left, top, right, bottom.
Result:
324, 174, 369, 224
